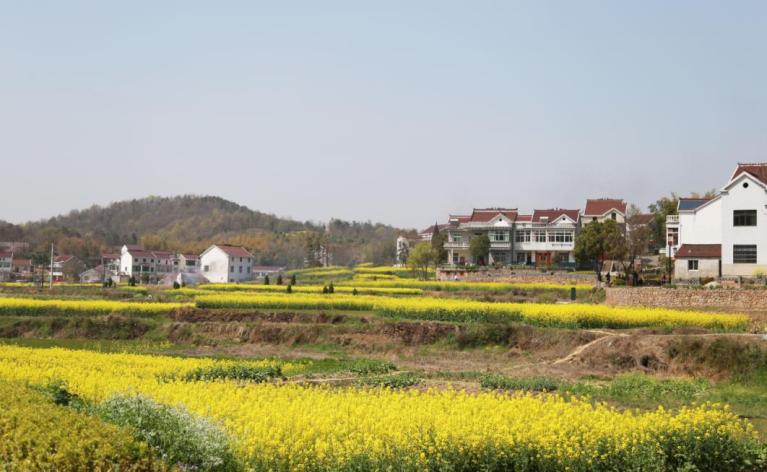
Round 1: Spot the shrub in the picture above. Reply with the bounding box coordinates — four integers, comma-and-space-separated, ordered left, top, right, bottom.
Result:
347, 359, 397, 375
480, 375, 561, 392
96, 394, 241, 471
277, 274, 283, 285
360, 373, 421, 389
180, 365, 283, 383
0, 381, 159, 470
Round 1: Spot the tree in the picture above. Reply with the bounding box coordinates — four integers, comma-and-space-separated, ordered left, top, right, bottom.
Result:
469, 234, 490, 266
286, 284, 292, 293
408, 242, 439, 280
648, 193, 679, 251
573, 220, 627, 282
276, 274, 283, 285
430, 224, 447, 266
264, 274, 270, 285
290, 274, 296, 285
624, 214, 653, 281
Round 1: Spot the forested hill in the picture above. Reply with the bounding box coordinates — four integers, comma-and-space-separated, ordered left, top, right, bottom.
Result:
31, 195, 313, 244
2, 195, 414, 268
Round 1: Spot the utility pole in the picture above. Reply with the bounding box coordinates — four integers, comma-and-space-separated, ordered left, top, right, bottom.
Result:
49, 243, 54, 289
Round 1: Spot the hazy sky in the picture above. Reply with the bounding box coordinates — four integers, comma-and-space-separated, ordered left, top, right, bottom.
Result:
2, 1, 766, 229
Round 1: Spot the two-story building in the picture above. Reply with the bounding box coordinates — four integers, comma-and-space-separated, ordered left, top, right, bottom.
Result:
582, 198, 627, 224
200, 244, 255, 283
119, 246, 201, 280
443, 208, 580, 267
670, 163, 767, 279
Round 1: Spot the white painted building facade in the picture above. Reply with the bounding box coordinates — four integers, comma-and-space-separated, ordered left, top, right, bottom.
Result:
200, 244, 254, 283
671, 163, 767, 279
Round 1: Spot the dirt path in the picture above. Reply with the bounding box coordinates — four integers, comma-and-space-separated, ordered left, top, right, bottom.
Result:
552, 330, 629, 365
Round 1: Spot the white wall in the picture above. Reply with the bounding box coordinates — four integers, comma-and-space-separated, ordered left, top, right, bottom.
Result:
720, 175, 767, 276
674, 258, 720, 280
678, 198, 722, 246
200, 246, 254, 283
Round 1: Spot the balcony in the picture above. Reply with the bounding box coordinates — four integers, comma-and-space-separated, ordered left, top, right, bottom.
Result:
666, 215, 679, 226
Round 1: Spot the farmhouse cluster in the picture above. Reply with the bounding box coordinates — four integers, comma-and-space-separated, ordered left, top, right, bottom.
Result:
399, 198, 642, 268
0, 243, 284, 285
398, 162, 767, 283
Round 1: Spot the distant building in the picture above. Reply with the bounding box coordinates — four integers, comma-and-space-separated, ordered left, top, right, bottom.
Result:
52, 255, 85, 282
80, 265, 106, 284
252, 266, 285, 278
200, 244, 255, 283
583, 198, 627, 224
0, 252, 12, 281
119, 245, 199, 281
0, 242, 29, 254
443, 208, 580, 267
11, 258, 32, 280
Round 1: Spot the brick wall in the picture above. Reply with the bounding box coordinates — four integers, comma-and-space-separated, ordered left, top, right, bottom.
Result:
605, 287, 767, 311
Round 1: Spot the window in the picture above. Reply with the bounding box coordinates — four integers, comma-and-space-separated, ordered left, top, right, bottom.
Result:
733, 210, 757, 227
203, 265, 209, 272
452, 253, 460, 264
515, 230, 530, 243
239, 266, 243, 273
687, 260, 699, 271
239, 257, 243, 262
734, 245, 757, 263
548, 231, 574, 243
534, 231, 547, 242
230, 266, 234, 272
246, 266, 250, 273
489, 231, 507, 242
451, 234, 463, 243
611, 212, 617, 220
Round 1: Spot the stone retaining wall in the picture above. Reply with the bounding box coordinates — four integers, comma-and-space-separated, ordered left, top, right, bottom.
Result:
605, 287, 767, 311
437, 268, 593, 285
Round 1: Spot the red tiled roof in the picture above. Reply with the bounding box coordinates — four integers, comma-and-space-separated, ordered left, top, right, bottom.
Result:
448, 215, 470, 225
101, 253, 120, 259
731, 163, 767, 185
676, 244, 721, 258
125, 249, 155, 257
629, 213, 654, 225
468, 208, 518, 222
12, 258, 31, 266
151, 251, 174, 258
584, 199, 627, 216
182, 254, 198, 259
532, 209, 580, 223
516, 214, 533, 222
216, 245, 253, 257
0, 252, 12, 258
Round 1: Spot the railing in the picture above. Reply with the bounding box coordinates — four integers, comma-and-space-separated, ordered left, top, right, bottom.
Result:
666, 215, 679, 225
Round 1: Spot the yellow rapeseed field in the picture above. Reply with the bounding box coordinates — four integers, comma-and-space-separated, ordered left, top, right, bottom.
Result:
0, 345, 760, 471
197, 283, 422, 295
0, 297, 188, 316
336, 279, 594, 292
193, 292, 747, 330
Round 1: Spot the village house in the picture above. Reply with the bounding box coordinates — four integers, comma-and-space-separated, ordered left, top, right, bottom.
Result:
200, 244, 255, 283
0, 252, 12, 281
11, 258, 32, 280
669, 163, 767, 280
443, 208, 580, 267
119, 245, 201, 281
51, 255, 85, 282
582, 198, 627, 224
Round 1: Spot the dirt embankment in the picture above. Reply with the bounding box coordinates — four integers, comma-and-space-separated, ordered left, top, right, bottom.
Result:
0, 315, 151, 340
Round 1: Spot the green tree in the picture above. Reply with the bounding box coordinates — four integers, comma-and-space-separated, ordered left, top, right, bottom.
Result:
408, 242, 439, 280
290, 274, 296, 285
574, 220, 627, 282
276, 274, 283, 285
648, 193, 679, 251
469, 234, 491, 266
264, 274, 270, 285
430, 224, 447, 266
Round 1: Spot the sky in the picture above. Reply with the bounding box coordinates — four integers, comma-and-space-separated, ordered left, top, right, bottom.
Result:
1, 1, 766, 229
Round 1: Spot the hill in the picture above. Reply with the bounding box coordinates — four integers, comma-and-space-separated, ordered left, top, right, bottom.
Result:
4, 196, 414, 268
